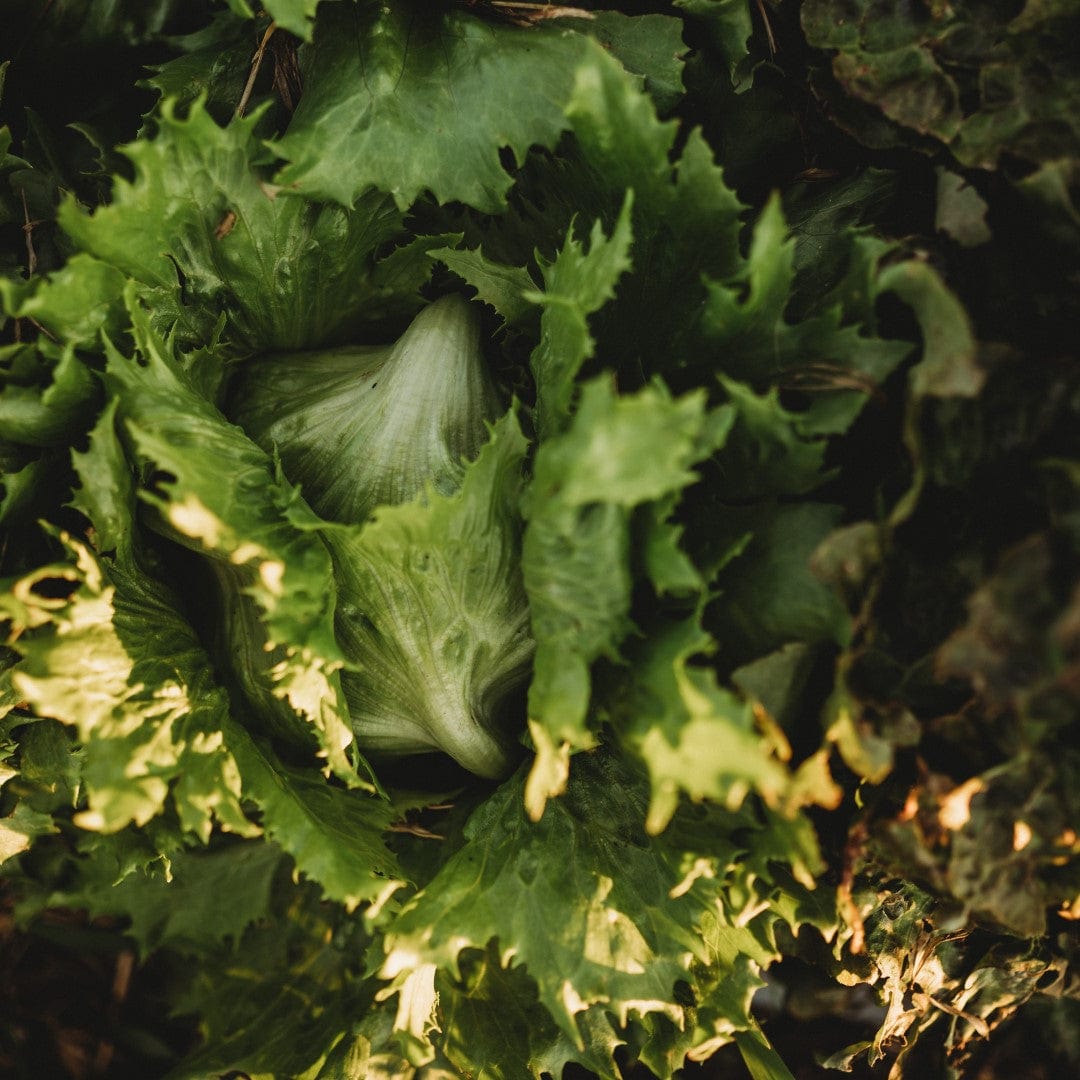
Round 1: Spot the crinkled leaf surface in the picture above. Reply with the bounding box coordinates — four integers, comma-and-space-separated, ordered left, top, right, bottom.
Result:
701, 196, 910, 437
461, 46, 907, 434
71, 840, 287, 957
58, 100, 421, 349
521, 378, 725, 794
64, 393, 401, 905
561, 48, 745, 388
527, 193, 633, 440
0, 342, 99, 448
4, 528, 253, 841
227, 725, 402, 911
0, 253, 126, 346
609, 609, 791, 835
102, 304, 358, 778
322, 410, 533, 781
383, 750, 827, 1072
273, 2, 596, 211
4, 1, 1078, 1077
385, 751, 778, 1043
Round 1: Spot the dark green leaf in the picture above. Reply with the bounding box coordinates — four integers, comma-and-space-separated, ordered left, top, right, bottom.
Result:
273, 1, 597, 211
59, 100, 418, 350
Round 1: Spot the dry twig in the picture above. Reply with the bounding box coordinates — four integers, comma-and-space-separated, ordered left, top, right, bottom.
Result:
236, 21, 278, 119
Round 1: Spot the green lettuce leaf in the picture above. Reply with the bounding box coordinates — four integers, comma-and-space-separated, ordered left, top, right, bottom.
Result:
521, 378, 728, 811
163, 876, 372, 1079
701, 196, 910, 438
229, 295, 501, 526
58, 99, 427, 350
2, 403, 258, 847
674, 0, 755, 90
527, 193, 633, 440
262, 0, 324, 40
3, 532, 253, 840
0, 341, 99, 448
0, 800, 56, 866
222, 0, 335, 41
713, 375, 831, 501
429, 244, 538, 327
383, 750, 825, 1062
571, 10, 688, 114
7, 716, 80, 817
68, 840, 287, 957
401, 38, 746, 405
144, 7, 259, 121
322, 410, 532, 780
707, 501, 851, 669
0, 253, 126, 346
561, 47, 745, 389
608, 608, 791, 835
383, 751, 703, 1040
436, 944, 626, 1080
101, 298, 359, 779
24, 386, 402, 906
272, 1, 596, 212
227, 727, 403, 911
0, 455, 55, 531
0, 695, 58, 866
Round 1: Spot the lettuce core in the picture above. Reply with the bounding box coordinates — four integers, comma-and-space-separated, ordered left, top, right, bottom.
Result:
224, 296, 530, 777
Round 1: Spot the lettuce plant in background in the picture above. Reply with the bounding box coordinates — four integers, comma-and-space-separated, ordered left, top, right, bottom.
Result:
1, 2, 1078, 1078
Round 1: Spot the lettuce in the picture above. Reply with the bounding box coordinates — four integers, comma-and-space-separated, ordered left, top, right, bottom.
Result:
217, 295, 529, 776
2, 3, 1078, 1079
229, 294, 501, 524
